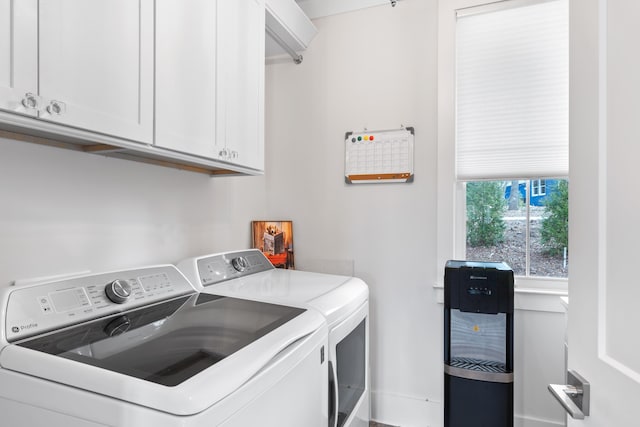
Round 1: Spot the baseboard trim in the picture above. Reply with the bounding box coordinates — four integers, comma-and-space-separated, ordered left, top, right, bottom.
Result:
371, 390, 442, 427
515, 414, 565, 427
371, 391, 565, 427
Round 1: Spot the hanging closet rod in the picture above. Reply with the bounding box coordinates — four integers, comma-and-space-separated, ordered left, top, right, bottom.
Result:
266, 26, 304, 65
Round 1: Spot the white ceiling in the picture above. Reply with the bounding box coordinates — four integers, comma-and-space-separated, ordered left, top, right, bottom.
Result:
295, 0, 399, 19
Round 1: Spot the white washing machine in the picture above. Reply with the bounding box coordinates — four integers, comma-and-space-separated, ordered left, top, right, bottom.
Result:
0, 264, 328, 427
177, 249, 370, 427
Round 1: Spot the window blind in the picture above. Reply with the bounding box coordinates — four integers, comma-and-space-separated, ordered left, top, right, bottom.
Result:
455, 0, 568, 180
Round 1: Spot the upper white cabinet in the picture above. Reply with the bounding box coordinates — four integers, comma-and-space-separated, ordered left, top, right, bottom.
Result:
156, 0, 265, 171
216, 0, 265, 170
0, 0, 154, 143
39, 0, 154, 143
155, 0, 218, 159
0, 0, 38, 116
1, 0, 264, 175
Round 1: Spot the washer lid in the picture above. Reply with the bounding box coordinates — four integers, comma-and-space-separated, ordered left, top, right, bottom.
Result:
214, 269, 351, 301
0, 293, 325, 415
205, 269, 369, 327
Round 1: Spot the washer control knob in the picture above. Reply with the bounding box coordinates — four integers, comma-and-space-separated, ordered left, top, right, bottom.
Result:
105, 279, 132, 304
231, 256, 249, 272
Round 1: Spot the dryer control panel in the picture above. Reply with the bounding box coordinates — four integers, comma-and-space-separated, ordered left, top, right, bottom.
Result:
3, 265, 195, 342
196, 249, 274, 287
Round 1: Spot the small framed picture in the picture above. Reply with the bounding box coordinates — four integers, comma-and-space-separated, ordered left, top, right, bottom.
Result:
251, 221, 294, 269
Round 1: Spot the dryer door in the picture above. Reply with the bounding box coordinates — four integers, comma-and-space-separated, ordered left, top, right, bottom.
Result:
329, 301, 369, 427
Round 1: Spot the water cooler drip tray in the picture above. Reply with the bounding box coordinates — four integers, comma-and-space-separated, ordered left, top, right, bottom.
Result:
445, 359, 514, 384
449, 357, 506, 373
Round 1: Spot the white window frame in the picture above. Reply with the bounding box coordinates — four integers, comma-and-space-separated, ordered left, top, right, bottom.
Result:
436, 0, 568, 296
531, 179, 547, 197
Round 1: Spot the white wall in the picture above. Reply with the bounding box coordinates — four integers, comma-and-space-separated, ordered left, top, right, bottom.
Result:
264, 0, 442, 421
514, 308, 566, 427
0, 136, 267, 284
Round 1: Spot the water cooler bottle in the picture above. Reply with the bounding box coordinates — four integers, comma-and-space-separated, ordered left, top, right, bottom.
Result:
444, 260, 514, 427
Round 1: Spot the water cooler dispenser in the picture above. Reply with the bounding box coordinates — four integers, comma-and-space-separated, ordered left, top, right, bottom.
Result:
444, 260, 514, 427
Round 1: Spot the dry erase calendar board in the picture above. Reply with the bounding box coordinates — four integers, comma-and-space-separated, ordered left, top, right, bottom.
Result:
345, 127, 414, 184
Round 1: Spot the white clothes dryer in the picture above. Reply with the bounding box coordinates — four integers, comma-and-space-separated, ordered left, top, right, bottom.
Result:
177, 249, 370, 427
0, 265, 328, 427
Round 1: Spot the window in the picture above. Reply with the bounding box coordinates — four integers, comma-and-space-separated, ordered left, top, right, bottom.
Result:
531, 179, 546, 197
437, 0, 569, 287
465, 179, 568, 278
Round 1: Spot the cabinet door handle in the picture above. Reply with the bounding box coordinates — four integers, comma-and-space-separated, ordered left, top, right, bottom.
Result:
46, 100, 66, 115
219, 148, 229, 159
230, 150, 238, 159
21, 93, 40, 110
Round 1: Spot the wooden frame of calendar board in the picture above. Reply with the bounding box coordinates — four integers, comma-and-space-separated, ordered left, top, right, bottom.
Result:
251, 221, 295, 269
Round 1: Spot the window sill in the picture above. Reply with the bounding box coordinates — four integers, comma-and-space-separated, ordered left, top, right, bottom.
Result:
433, 283, 568, 313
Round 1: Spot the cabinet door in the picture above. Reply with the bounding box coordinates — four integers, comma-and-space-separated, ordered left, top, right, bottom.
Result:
0, 0, 38, 116
155, 0, 219, 159
217, 0, 265, 170
38, 0, 153, 143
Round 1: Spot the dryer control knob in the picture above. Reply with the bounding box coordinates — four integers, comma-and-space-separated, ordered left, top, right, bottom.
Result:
231, 256, 249, 272
105, 279, 132, 304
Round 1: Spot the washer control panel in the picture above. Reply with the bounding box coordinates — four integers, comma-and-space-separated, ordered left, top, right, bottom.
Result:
4, 265, 194, 342
197, 249, 274, 287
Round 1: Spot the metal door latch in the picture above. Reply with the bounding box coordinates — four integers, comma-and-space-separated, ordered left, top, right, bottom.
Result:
548, 370, 590, 419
